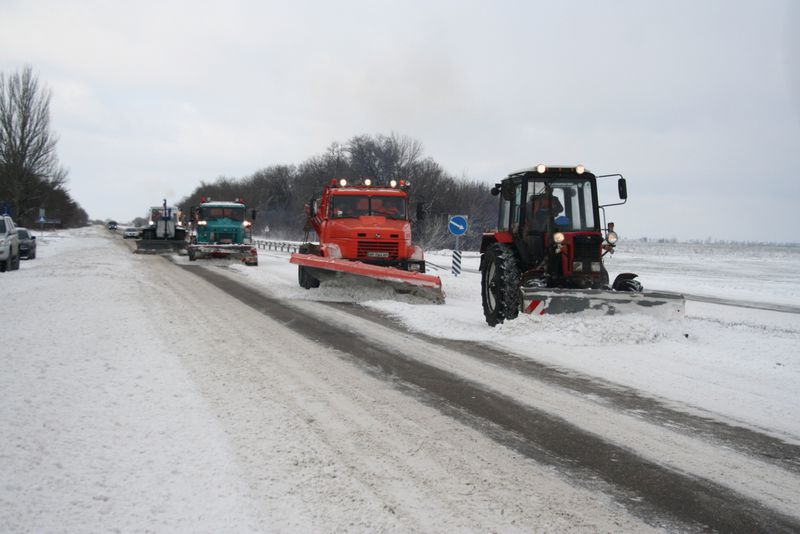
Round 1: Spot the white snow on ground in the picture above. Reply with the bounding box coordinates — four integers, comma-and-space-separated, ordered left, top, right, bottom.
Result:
3, 227, 800, 531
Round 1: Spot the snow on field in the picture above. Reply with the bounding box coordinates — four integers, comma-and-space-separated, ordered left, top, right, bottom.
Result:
236, 240, 800, 441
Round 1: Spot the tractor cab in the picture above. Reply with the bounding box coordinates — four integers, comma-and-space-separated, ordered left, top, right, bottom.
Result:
485, 165, 625, 290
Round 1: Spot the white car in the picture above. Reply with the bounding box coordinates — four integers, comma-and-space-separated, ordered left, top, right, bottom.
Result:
0, 215, 20, 272
123, 227, 141, 239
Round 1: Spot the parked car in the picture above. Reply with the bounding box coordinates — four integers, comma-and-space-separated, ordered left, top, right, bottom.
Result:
16, 227, 36, 259
0, 214, 20, 272
123, 227, 140, 239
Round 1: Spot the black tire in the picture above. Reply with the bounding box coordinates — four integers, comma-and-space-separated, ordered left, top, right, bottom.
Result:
0, 259, 6, 272
30, 250, 35, 260
10, 251, 20, 270
481, 243, 521, 326
298, 265, 320, 289
188, 248, 196, 261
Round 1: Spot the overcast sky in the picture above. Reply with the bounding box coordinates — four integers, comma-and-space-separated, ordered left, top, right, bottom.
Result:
2, 0, 798, 242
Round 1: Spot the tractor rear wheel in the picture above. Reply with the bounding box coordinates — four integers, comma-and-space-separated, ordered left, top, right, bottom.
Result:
481, 243, 521, 326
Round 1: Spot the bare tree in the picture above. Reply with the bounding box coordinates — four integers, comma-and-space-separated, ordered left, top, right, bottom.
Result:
0, 66, 68, 223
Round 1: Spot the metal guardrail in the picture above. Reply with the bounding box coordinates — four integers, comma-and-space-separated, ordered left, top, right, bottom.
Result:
252, 239, 301, 253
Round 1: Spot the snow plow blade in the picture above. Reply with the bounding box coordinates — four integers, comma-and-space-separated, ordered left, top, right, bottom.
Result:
188, 244, 258, 265
290, 253, 445, 303
521, 288, 685, 320
135, 239, 187, 254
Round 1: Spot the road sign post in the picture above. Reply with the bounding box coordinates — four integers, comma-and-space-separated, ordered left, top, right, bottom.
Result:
448, 215, 469, 276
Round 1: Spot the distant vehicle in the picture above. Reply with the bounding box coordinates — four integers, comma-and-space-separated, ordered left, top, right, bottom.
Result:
0, 214, 20, 272
123, 227, 140, 239
16, 227, 36, 259
187, 197, 258, 265
107, 221, 118, 230
136, 202, 187, 254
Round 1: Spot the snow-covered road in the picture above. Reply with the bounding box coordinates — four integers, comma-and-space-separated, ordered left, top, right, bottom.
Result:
2, 226, 799, 532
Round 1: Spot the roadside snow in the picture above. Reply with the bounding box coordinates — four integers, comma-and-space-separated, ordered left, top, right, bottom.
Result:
239, 244, 800, 441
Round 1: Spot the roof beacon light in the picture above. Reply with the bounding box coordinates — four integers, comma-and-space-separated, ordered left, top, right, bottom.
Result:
389, 179, 398, 188
339, 178, 348, 187
536, 164, 547, 174
363, 178, 372, 186
575, 164, 585, 175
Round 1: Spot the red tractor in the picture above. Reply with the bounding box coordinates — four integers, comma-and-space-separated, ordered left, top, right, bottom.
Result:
290, 178, 443, 301
480, 164, 683, 326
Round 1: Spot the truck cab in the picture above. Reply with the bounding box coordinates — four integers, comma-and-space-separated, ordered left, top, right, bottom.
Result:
307, 179, 425, 272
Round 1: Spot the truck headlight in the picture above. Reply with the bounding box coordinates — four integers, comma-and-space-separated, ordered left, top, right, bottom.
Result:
606, 231, 618, 244
536, 164, 546, 174
591, 262, 602, 272
339, 178, 348, 187
575, 164, 585, 174
243, 221, 252, 228
325, 243, 342, 259
553, 232, 565, 244
389, 179, 398, 188
572, 261, 583, 272
197, 220, 207, 226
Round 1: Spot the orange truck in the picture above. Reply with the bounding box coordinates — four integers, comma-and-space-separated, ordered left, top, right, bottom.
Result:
290, 178, 443, 302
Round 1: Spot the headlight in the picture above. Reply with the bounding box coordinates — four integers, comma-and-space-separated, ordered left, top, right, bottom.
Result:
575, 164, 585, 174
553, 232, 565, 244
326, 243, 342, 259
339, 178, 348, 187
243, 221, 252, 228
572, 261, 583, 272
591, 262, 602, 272
363, 178, 372, 186
389, 179, 398, 188
606, 231, 618, 244
536, 164, 546, 174
197, 220, 207, 226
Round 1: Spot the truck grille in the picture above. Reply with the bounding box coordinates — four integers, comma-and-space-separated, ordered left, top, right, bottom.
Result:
215, 232, 235, 244
357, 240, 399, 260
573, 235, 602, 261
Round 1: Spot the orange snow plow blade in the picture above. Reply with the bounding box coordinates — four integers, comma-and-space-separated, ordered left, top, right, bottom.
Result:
290, 253, 445, 303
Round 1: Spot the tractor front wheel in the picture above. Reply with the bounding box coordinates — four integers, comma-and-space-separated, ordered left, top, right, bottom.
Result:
481, 243, 521, 327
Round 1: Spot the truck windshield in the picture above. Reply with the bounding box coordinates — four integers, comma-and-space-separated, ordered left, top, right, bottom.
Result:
331, 196, 406, 220
527, 179, 597, 231
201, 207, 245, 221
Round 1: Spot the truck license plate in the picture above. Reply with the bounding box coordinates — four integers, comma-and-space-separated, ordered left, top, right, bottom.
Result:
367, 252, 389, 258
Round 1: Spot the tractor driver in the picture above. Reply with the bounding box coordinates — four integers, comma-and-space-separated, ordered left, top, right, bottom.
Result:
529, 193, 563, 232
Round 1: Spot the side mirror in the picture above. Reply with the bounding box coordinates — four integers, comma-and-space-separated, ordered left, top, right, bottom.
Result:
416, 202, 425, 221
618, 178, 628, 200
31, 236, 36, 240
490, 185, 500, 196
251, 209, 257, 221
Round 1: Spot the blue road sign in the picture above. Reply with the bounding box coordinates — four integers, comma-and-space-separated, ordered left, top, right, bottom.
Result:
448, 215, 468, 236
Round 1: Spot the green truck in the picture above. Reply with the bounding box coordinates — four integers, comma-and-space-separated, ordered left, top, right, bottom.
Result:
187, 198, 258, 266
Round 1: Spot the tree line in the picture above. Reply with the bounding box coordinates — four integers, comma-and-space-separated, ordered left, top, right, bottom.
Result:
1, 66, 500, 244
178, 133, 499, 250
0, 66, 88, 228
